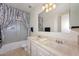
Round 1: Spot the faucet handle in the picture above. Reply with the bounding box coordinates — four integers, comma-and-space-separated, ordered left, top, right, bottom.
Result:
56, 40, 64, 44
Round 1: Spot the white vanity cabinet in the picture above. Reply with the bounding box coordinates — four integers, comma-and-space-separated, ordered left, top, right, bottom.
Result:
28, 36, 79, 56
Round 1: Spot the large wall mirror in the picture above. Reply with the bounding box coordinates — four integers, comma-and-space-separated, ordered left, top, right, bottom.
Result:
38, 3, 79, 32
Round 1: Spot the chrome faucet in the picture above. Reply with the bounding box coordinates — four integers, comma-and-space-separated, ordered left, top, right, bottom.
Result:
56, 40, 63, 44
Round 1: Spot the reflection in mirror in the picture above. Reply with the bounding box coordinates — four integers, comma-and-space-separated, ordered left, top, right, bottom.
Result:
38, 3, 79, 32
38, 3, 70, 32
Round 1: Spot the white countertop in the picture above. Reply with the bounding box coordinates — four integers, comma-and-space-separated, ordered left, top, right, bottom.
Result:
29, 36, 79, 56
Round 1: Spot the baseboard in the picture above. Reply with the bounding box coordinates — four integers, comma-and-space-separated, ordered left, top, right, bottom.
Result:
0, 40, 27, 54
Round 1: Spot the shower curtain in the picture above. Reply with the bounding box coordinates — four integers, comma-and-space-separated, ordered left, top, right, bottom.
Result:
0, 3, 30, 44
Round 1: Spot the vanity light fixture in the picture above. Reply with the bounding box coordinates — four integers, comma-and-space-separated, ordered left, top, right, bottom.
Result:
42, 3, 56, 13
49, 3, 53, 6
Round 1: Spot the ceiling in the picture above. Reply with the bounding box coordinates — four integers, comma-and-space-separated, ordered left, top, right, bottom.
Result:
6, 3, 70, 14
40, 3, 69, 17
6, 3, 43, 13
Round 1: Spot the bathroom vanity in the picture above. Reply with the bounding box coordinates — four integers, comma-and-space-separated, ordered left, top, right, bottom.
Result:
28, 36, 79, 56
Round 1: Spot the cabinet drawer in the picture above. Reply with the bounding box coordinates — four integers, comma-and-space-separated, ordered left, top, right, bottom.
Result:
31, 45, 37, 56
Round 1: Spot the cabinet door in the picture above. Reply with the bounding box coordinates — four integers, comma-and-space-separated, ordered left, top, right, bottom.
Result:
37, 46, 51, 56
31, 42, 38, 56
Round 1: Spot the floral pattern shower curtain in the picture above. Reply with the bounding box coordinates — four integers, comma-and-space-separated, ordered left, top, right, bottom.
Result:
0, 3, 30, 44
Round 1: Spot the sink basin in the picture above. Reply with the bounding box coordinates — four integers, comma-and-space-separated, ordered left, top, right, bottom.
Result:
38, 38, 47, 42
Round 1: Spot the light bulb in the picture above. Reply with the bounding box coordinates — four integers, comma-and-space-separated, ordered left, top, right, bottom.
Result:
46, 9, 49, 12
42, 6, 45, 10
49, 7, 52, 11
53, 4, 56, 9
45, 4, 48, 8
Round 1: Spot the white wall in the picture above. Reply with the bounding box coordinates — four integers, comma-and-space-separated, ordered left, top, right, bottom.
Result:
70, 4, 79, 27
61, 13, 70, 32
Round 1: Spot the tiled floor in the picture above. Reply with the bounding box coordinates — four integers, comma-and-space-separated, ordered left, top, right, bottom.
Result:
0, 48, 30, 56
